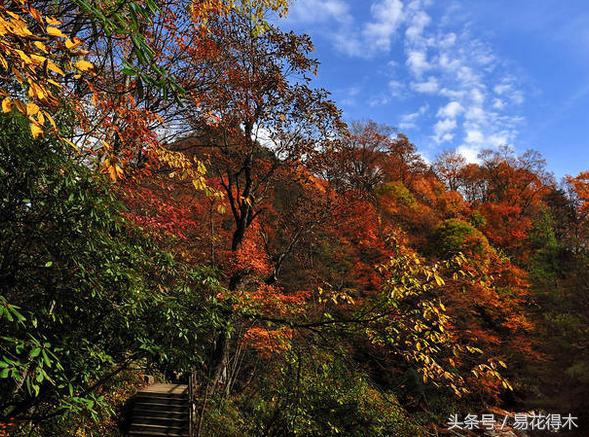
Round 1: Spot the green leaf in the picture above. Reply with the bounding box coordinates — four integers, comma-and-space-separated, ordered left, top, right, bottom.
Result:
41, 350, 52, 368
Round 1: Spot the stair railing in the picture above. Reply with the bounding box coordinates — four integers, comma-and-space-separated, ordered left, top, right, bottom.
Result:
188, 369, 197, 437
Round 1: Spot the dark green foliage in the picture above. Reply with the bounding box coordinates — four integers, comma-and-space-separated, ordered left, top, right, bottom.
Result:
527, 208, 589, 432
376, 181, 417, 208
225, 349, 424, 437
0, 112, 223, 432
430, 218, 491, 260
528, 209, 560, 286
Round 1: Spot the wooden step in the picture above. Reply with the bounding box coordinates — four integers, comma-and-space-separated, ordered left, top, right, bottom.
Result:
129, 423, 188, 435
139, 383, 188, 395
135, 396, 188, 405
132, 415, 188, 426
133, 405, 188, 418
136, 391, 187, 397
134, 402, 188, 412
129, 431, 189, 437
127, 383, 190, 437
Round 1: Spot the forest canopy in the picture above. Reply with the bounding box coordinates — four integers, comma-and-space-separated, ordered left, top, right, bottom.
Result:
0, 1, 587, 436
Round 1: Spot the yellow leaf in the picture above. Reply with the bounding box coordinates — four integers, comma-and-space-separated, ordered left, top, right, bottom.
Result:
65, 38, 83, 50
12, 68, 24, 84
434, 274, 445, 286
27, 82, 46, 100
10, 20, 32, 37
2, 97, 12, 113
45, 17, 61, 26
108, 165, 117, 181
33, 41, 48, 53
74, 60, 93, 72
30, 123, 43, 138
47, 61, 65, 76
47, 79, 62, 88
15, 50, 32, 64
26, 102, 39, 116
45, 111, 56, 129
30, 54, 47, 65
62, 138, 78, 149
46, 26, 66, 38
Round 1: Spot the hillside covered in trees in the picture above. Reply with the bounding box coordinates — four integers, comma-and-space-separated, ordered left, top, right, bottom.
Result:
0, 1, 588, 436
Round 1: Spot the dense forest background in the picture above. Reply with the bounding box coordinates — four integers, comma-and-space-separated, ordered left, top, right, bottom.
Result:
1, 1, 588, 435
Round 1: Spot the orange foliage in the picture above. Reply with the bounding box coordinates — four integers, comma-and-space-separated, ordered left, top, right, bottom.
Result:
225, 222, 273, 276
243, 326, 294, 359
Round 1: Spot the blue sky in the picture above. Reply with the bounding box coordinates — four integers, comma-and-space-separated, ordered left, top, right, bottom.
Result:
279, 0, 589, 178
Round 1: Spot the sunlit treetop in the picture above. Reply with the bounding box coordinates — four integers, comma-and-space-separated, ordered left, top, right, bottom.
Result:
191, 0, 288, 33
0, 0, 91, 140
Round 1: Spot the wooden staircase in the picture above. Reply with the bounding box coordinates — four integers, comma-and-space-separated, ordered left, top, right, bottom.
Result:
128, 383, 190, 437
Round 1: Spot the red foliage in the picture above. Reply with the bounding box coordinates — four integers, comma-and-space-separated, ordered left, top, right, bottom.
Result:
121, 182, 199, 240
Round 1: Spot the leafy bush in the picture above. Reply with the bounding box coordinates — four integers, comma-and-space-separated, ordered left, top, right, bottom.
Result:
233, 350, 424, 437
430, 218, 492, 260
0, 112, 223, 433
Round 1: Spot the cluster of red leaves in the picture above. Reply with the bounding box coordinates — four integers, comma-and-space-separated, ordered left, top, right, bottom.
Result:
242, 283, 310, 316
81, 87, 162, 181
242, 326, 294, 359
568, 171, 589, 215
121, 182, 199, 240
224, 223, 273, 276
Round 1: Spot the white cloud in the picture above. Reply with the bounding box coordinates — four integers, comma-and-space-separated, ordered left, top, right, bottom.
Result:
363, 0, 404, 52
288, 0, 352, 24
470, 88, 485, 104
399, 104, 429, 129
493, 98, 505, 109
494, 84, 510, 94
438, 53, 460, 71
388, 79, 406, 97
456, 144, 480, 163
433, 118, 457, 143
406, 50, 430, 76
339, 85, 363, 106
405, 9, 430, 43
411, 76, 438, 93
332, 33, 364, 57
295, 0, 405, 58
494, 80, 524, 105
286, 1, 525, 156
439, 32, 457, 48
393, 1, 525, 153
369, 94, 391, 107
437, 101, 463, 118
465, 129, 484, 144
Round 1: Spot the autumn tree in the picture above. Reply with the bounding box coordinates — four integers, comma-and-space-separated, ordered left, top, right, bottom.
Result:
179, 8, 342, 277
139, 5, 344, 402
326, 121, 391, 193
432, 150, 467, 192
